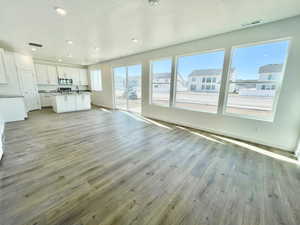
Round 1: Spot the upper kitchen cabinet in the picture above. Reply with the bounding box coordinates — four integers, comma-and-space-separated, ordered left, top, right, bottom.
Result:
57, 66, 66, 78
35, 64, 58, 85
69, 68, 80, 85
0, 49, 7, 84
79, 69, 89, 86
35, 64, 48, 84
47, 65, 58, 85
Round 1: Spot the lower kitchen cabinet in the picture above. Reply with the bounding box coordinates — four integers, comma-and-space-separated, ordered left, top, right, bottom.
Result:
52, 93, 91, 113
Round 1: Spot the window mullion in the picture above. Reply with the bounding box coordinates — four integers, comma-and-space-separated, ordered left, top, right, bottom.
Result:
169, 56, 176, 107
217, 47, 232, 115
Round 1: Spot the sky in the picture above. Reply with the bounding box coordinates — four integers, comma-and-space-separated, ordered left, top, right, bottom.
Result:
112, 40, 289, 82
152, 40, 289, 81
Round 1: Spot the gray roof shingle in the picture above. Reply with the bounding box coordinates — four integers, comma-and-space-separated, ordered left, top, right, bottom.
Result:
259, 64, 283, 73
188, 69, 223, 77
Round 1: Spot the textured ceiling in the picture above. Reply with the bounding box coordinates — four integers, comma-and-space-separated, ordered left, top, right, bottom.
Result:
0, 0, 299, 65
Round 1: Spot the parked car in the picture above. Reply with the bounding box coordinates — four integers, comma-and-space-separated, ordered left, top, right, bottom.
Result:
128, 90, 138, 100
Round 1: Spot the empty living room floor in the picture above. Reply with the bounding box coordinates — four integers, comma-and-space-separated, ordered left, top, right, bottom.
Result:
0, 108, 300, 225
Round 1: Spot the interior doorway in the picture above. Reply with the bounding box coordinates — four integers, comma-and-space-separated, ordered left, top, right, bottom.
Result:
113, 64, 142, 113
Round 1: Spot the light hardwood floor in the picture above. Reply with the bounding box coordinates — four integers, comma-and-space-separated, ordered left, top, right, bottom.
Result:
1, 108, 300, 225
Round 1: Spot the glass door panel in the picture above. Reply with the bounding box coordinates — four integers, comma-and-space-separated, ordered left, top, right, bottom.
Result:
114, 67, 127, 110
128, 65, 142, 113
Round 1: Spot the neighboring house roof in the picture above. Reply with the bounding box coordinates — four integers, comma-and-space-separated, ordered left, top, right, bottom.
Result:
153, 72, 184, 82
259, 64, 283, 73
235, 79, 259, 83
153, 73, 171, 79
188, 69, 223, 77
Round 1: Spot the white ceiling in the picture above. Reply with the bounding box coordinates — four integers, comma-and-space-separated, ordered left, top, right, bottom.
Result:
0, 0, 299, 65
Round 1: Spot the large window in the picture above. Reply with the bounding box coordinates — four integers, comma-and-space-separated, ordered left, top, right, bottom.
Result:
224, 40, 290, 120
174, 50, 225, 113
150, 58, 172, 106
90, 69, 102, 91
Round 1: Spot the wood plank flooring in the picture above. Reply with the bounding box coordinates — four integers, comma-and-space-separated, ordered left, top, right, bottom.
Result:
1, 108, 300, 225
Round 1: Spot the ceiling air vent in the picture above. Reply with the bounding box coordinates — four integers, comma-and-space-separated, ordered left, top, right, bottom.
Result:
242, 20, 263, 27
28, 42, 43, 48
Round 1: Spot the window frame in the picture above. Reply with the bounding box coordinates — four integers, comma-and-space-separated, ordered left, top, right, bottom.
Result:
172, 48, 226, 114
149, 57, 173, 107
90, 69, 103, 91
222, 37, 292, 122
111, 63, 142, 111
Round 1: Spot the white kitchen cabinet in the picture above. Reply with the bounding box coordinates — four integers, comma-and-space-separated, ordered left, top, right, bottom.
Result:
69, 68, 80, 86
47, 65, 58, 85
0, 96, 28, 122
52, 93, 91, 113
40, 93, 56, 107
57, 66, 66, 78
35, 64, 48, 84
55, 66, 83, 85
35, 64, 58, 85
0, 49, 7, 84
79, 69, 89, 86
0, 114, 4, 160
76, 94, 91, 110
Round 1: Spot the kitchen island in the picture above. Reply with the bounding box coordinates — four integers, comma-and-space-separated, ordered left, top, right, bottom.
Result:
0, 95, 27, 122
52, 92, 91, 113
0, 114, 4, 160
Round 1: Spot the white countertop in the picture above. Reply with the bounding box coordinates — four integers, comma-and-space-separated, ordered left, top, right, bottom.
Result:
40, 92, 91, 96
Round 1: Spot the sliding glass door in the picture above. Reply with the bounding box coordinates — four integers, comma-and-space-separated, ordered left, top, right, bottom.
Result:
113, 64, 142, 113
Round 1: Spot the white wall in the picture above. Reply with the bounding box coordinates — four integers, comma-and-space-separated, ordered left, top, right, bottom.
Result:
90, 64, 114, 108
92, 16, 300, 152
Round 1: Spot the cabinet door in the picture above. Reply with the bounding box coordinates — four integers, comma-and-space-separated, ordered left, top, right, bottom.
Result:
79, 69, 88, 85
0, 49, 7, 84
47, 65, 58, 85
40, 94, 53, 107
70, 68, 80, 85
35, 64, 49, 84
57, 66, 67, 78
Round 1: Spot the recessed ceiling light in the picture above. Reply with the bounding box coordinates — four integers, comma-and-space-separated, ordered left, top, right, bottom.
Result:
68, 54, 72, 58
66, 40, 73, 45
54, 7, 67, 16
31, 48, 37, 52
149, 0, 160, 6
58, 58, 62, 62
95, 47, 100, 51
132, 38, 138, 43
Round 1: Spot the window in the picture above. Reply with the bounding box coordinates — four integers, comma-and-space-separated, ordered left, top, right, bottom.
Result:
268, 74, 272, 80
174, 50, 225, 113
212, 77, 216, 83
90, 69, 102, 91
192, 77, 196, 82
150, 58, 172, 106
224, 40, 290, 120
